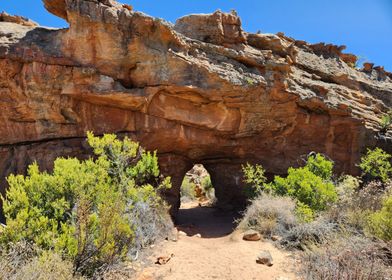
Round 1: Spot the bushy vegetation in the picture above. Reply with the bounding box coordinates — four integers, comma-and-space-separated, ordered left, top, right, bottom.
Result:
359, 148, 392, 182
0, 241, 84, 280
269, 154, 337, 213
239, 148, 392, 279
238, 194, 297, 237
294, 202, 314, 223
367, 193, 392, 241
242, 153, 337, 222
279, 218, 337, 250
241, 163, 267, 198
335, 175, 360, 205
0, 133, 172, 278
302, 236, 392, 280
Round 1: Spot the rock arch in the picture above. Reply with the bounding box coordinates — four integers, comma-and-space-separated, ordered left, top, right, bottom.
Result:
1, 0, 391, 220
159, 155, 247, 215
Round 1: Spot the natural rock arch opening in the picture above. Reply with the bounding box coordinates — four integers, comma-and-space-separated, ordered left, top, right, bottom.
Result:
175, 163, 242, 238
158, 154, 248, 218
180, 164, 216, 206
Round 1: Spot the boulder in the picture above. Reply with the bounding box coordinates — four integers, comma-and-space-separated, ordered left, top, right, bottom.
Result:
174, 10, 246, 45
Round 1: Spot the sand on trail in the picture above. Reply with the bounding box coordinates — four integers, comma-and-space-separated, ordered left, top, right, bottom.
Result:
137, 201, 300, 280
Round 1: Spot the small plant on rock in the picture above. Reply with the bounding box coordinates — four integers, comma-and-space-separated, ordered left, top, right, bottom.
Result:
379, 110, 392, 133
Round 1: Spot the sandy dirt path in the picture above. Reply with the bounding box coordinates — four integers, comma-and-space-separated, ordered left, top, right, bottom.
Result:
137, 201, 299, 280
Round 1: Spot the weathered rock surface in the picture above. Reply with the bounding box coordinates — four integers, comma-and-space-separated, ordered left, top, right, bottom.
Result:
0, 12, 38, 27
0, 0, 391, 220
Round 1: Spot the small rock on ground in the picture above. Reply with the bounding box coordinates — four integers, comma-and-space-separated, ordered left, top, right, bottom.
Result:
156, 254, 174, 265
243, 230, 262, 241
257, 250, 273, 266
271, 235, 282, 241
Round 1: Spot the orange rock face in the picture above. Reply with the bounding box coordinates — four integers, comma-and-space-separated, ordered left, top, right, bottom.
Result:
0, 0, 391, 219
0, 12, 38, 27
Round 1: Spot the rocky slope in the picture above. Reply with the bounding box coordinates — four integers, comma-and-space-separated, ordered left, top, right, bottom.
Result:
1, 0, 391, 219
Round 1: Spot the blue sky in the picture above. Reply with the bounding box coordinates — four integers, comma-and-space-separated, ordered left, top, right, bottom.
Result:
1, 0, 392, 71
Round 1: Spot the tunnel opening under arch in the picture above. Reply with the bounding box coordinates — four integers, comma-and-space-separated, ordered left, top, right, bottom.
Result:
157, 154, 250, 227
169, 162, 247, 238
180, 164, 216, 207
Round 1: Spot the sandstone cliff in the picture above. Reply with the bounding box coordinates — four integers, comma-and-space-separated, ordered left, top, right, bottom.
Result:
1, 0, 391, 219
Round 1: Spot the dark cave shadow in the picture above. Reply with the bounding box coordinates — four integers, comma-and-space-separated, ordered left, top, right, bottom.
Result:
174, 203, 241, 239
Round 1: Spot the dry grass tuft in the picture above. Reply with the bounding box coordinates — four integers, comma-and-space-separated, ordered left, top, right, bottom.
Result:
279, 218, 337, 250
0, 242, 84, 280
238, 194, 297, 237
302, 236, 392, 280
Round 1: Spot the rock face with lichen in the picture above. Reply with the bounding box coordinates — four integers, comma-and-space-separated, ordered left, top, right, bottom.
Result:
0, 0, 391, 219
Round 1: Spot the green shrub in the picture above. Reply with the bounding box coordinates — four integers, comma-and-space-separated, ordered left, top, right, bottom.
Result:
242, 163, 267, 198
306, 153, 333, 180
295, 202, 314, 223
242, 154, 336, 216
0, 133, 171, 276
359, 148, 392, 183
270, 166, 337, 212
366, 194, 392, 241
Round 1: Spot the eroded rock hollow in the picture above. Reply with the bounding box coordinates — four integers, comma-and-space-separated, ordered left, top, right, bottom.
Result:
1, 0, 391, 219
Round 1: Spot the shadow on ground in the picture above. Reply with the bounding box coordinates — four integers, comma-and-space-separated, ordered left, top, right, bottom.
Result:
175, 202, 241, 238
